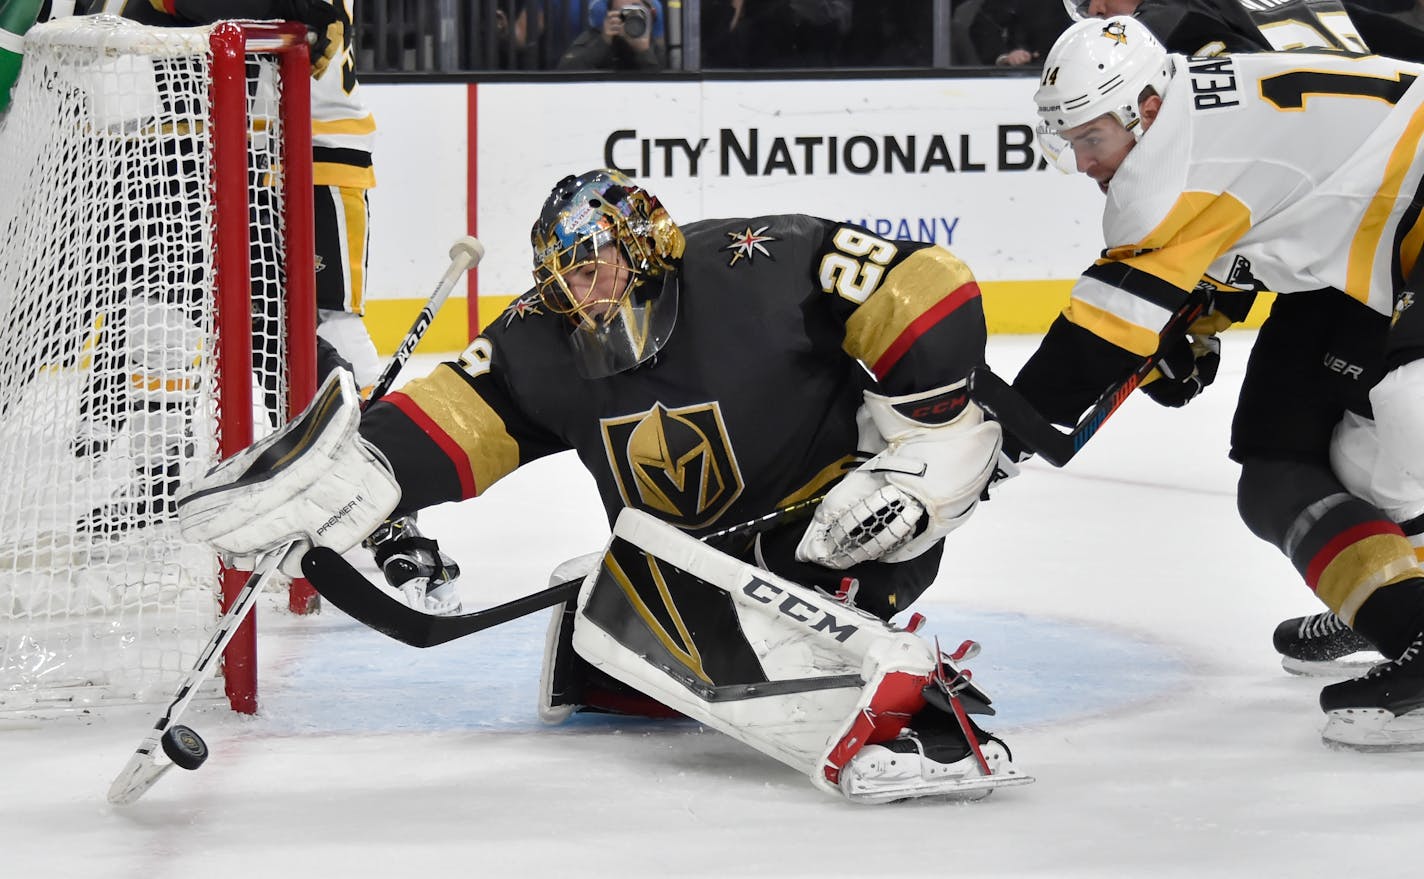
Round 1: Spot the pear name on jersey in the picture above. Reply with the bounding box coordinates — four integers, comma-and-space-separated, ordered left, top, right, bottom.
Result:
1189, 56, 1241, 111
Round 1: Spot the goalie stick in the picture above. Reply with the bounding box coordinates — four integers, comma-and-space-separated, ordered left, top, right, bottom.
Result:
107, 237, 482, 806
300, 492, 831, 649
367, 236, 485, 404
107, 542, 297, 806
968, 291, 1209, 467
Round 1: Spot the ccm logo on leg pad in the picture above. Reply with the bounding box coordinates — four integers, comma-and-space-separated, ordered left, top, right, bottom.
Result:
742, 576, 860, 643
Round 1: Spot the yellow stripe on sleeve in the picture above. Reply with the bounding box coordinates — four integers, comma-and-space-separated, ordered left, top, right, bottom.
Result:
1063, 296, 1167, 356
398, 366, 521, 496
843, 247, 976, 366
1128, 191, 1254, 290
1348, 101, 1424, 304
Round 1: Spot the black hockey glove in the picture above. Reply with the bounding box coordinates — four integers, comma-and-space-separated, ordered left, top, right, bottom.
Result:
273, 0, 349, 79
1141, 333, 1221, 408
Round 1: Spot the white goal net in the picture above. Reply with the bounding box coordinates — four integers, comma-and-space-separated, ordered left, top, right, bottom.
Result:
0, 16, 316, 714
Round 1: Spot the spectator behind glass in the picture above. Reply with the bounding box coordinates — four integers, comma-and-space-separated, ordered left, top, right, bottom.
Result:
556, 0, 666, 71
495, 1, 546, 70
954, 0, 1069, 66
560, 0, 667, 49
845, 0, 931, 66
703, 0, 854, 68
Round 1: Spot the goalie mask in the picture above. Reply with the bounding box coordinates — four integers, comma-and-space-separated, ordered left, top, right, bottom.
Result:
531, 169, 685, 379
1034, 16, 1173, 173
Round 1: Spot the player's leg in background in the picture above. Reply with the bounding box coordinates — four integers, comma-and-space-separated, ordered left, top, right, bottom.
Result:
1233, 292, 1421, 651
313, 183, 380, 390
77, 133, 207, 532
1236, 292, 1424, 749
312, 181, 462, 612
1274, 290, 1424, 670
1358, 280, 1424, 559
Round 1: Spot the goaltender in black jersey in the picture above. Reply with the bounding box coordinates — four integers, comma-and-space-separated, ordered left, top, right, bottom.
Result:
366, 176, 997, 619
177, 169, 1034, 804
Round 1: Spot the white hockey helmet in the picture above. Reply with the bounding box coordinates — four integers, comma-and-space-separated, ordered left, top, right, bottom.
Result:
1034, 16, 1173, 168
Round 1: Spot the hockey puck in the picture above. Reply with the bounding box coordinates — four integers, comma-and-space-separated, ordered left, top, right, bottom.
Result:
161, 724, 210, 771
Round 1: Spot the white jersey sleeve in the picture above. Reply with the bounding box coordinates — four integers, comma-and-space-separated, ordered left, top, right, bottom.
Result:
1068, 51, 1424, 356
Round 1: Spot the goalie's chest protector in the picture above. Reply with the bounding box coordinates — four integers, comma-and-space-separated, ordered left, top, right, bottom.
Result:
508, 215, 868, 534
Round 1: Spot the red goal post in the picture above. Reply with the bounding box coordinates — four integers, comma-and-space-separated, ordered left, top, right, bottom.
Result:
0, 16, 317, 715
211, 18, 319, 712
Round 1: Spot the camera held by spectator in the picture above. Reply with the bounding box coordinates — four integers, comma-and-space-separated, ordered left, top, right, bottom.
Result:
618, 6, 651, 40
558, 0, 666, 71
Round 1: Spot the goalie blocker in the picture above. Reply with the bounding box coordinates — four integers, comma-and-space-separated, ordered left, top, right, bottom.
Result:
543, 509, 1032, 804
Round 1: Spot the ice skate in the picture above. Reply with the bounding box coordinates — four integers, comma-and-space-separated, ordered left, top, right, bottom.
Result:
838, 656, 1032, 805
1274, 610, 1380, 676
837, 719, 1031, 805
363, 515, 462, 615
1319, 633, 1424, 751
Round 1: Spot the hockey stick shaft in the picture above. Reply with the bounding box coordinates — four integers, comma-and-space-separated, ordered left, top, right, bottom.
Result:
107, 543, 296, 806
969, 291, 1209, 467
301, 493, 830, 648
366, 236, 485, 406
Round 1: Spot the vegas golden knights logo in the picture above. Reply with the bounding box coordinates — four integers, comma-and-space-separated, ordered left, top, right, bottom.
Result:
601, 401, 744, 530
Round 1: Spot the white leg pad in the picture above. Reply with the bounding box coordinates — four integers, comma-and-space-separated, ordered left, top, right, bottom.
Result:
570, 509, 1023, 800
537, 552, 602, 725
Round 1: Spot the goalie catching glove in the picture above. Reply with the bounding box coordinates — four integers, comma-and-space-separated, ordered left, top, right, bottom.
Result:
797, 383, 1006, 569
176, 370, 401, 576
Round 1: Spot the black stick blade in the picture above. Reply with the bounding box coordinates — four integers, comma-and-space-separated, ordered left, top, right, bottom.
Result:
301, 547, 580, 648
969, 368, 1078, 467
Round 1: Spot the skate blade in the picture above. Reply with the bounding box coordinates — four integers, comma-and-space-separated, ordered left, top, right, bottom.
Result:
396, 580, 463, 617
1322, 708, 1424, 752
1282, 653, 1381, 678
842, 766, 1035, 805
843, 772, 1035, 805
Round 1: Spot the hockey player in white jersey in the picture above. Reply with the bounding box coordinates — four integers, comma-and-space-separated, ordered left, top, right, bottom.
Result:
1022, 16, 1424, 750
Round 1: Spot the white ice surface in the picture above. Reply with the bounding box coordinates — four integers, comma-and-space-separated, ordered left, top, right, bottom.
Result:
5, 333, 1420, 879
